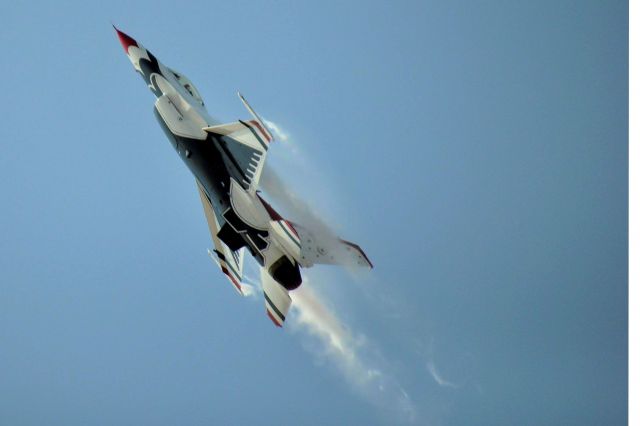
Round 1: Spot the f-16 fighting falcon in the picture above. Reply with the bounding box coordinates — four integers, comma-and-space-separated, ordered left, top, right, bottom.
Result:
114, 27, 372, 327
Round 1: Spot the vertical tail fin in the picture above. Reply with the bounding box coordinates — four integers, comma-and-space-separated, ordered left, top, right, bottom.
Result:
237, 92, 274, 143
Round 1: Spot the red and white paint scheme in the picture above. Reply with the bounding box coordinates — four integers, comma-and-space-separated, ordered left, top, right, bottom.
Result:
115, 27, 372, 328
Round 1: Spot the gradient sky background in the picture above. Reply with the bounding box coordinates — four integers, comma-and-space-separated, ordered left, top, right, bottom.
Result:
0, 1, 628, 425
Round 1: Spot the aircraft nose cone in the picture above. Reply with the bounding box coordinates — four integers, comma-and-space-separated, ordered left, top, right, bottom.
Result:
113, 25, 138, 53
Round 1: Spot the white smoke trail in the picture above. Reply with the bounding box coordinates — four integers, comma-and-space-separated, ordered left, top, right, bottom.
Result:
289, 279, 416, 423
260, 165, 336, 236
427, 360, 459, 389
263, 118, 290, 143
258, 118, 418, 422
239, 275, 259, 299
423, 337, 460, 389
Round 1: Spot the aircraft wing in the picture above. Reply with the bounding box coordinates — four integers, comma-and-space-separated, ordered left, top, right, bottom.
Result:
203, 93, 273, 193
196, 180, 246, 295
292, 224, 373, 269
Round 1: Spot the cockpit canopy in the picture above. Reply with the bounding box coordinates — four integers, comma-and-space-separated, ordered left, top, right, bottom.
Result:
169, 68, 204, 106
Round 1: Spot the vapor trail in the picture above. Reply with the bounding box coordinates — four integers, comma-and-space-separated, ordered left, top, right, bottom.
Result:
427, 360, 459, 389
256, 119, 416, 422
260, 165, 335, 236
289, 278, 416, 423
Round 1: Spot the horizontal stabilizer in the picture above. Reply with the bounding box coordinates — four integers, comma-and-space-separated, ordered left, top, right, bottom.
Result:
261, 269, 292, 327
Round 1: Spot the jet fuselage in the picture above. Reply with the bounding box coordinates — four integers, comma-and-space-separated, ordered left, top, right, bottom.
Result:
116, 27, 277, 271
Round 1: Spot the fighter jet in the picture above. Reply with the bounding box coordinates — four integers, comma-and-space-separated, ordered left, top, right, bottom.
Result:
114, 27, 372, 327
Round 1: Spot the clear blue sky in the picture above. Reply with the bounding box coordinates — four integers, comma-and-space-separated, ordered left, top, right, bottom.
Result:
0, 1, 627, 425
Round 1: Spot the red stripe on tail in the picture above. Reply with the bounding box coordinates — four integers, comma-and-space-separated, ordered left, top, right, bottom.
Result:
249, 120, 271, 143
